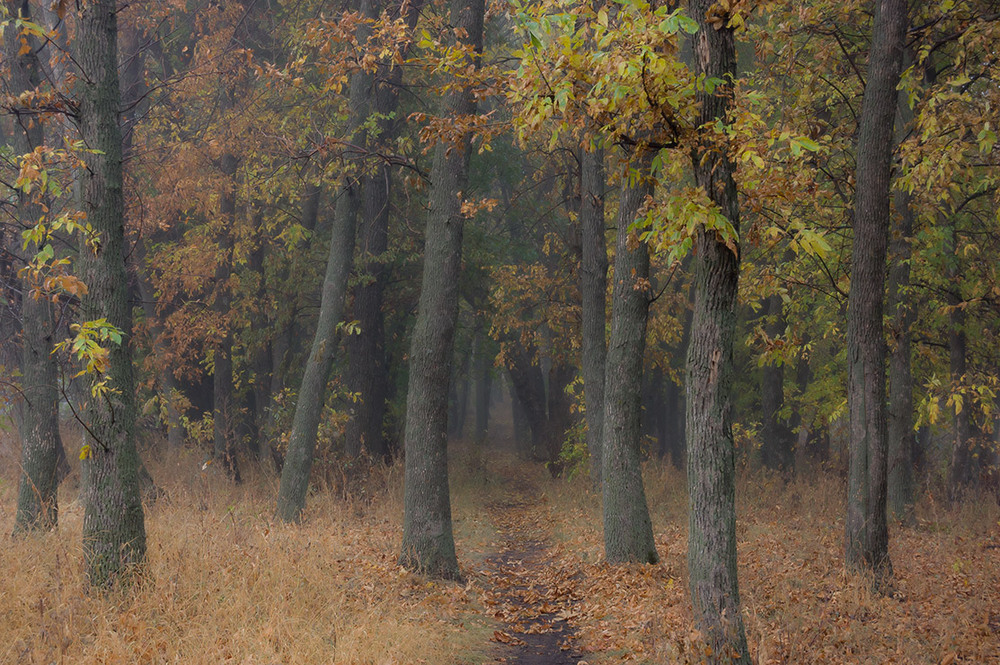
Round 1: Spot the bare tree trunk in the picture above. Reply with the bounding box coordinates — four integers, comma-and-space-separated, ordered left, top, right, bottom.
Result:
602, 151, 658, 564
845, 0, 906, 589
77, 0, 147, 587
399, 0, 485, 579
685, 0, 751, 658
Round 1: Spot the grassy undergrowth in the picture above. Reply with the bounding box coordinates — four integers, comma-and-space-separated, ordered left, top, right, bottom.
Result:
2, 428, 998, 664
0, 435, 497, 665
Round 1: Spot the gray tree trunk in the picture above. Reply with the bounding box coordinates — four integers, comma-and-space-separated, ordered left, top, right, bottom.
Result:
886, 188, 915, 523
601, 151, 658, 565
399, 0, 485, 579
685, 0, 751, 659
276, 157, 365, 521
76, 0, 147, 587
580, 146, 608, 489
845, 0, 906, 589
6, 0, 64, 534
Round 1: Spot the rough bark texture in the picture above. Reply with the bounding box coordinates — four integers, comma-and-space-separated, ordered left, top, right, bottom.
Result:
399, 0, 484, 579
6, 0, 64, 534
275, 61, 368, 520
887, 188, 915, 523
685, 1, 751, 659
760, 294, 793, 472
601, 152, 658, 565
579, 146, 608, 488
77, 0, 147, 587
845, 0, 906, 588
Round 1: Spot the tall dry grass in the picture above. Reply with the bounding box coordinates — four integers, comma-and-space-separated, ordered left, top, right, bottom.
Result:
0, 433, 496, 665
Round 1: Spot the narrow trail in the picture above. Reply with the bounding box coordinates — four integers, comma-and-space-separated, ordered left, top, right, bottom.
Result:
479, 470, 588, 665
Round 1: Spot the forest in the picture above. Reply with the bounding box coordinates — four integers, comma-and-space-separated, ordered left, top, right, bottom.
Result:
1, 0, 998, 663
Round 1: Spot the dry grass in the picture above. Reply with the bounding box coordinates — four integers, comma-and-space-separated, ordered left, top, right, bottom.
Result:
0, 434, 496, 665
542, 461, 1000, 664
3, 424, 999, 665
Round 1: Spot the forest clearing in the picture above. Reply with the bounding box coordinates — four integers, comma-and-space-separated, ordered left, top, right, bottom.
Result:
2, 419, 998, 664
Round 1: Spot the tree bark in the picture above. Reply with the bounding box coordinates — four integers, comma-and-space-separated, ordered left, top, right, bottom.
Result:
845, 0, 906, 589
685, 0, 751, 659
601, 151, 658, 565
580, 146, 608, 488
399, 0, 485, 579
275, 63, 368, 520
76, 0, 147, 587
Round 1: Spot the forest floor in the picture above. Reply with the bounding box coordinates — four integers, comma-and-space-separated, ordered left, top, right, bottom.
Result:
1, 424, 999, 664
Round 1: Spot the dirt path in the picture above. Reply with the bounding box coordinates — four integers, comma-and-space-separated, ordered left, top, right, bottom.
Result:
479, 473, 588, 665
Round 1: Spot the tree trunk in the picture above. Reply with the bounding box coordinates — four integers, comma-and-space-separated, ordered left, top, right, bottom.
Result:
275, 63, 369, 520
212, 178, 240, 481
6, 0, 64, 534
887, 188, 915, 523
399, 0, 485, 579
474, 335, 493, 443
946, 219, 977, 500
844, 0, 906, 589
685, 0, 751, 658
345, 0, 423, 460
77, 0, 147, 587
601, 150, 658, 565
760, 294, 793, 472
580, 145, 608, 488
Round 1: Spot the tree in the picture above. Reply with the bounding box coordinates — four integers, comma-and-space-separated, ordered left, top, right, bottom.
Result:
844, 0, 906, 588
399, 0, 485, 578
5, 0, 65, 534
76, 0, 147, 587
579, 144, 608, 488
601, 150, 658, 565
684, 0, 751, 660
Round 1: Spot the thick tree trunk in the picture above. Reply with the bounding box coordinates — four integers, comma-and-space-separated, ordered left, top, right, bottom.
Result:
601, 152, 658, 565
77, 0, 147, 587
685, 0, 750, 659
887, 189, 915, 522
6, 0, 64, 534
760, 294, 793, 472
399, 0, 485, 579
580, 146, 608, 488
845, 0, 906, 589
